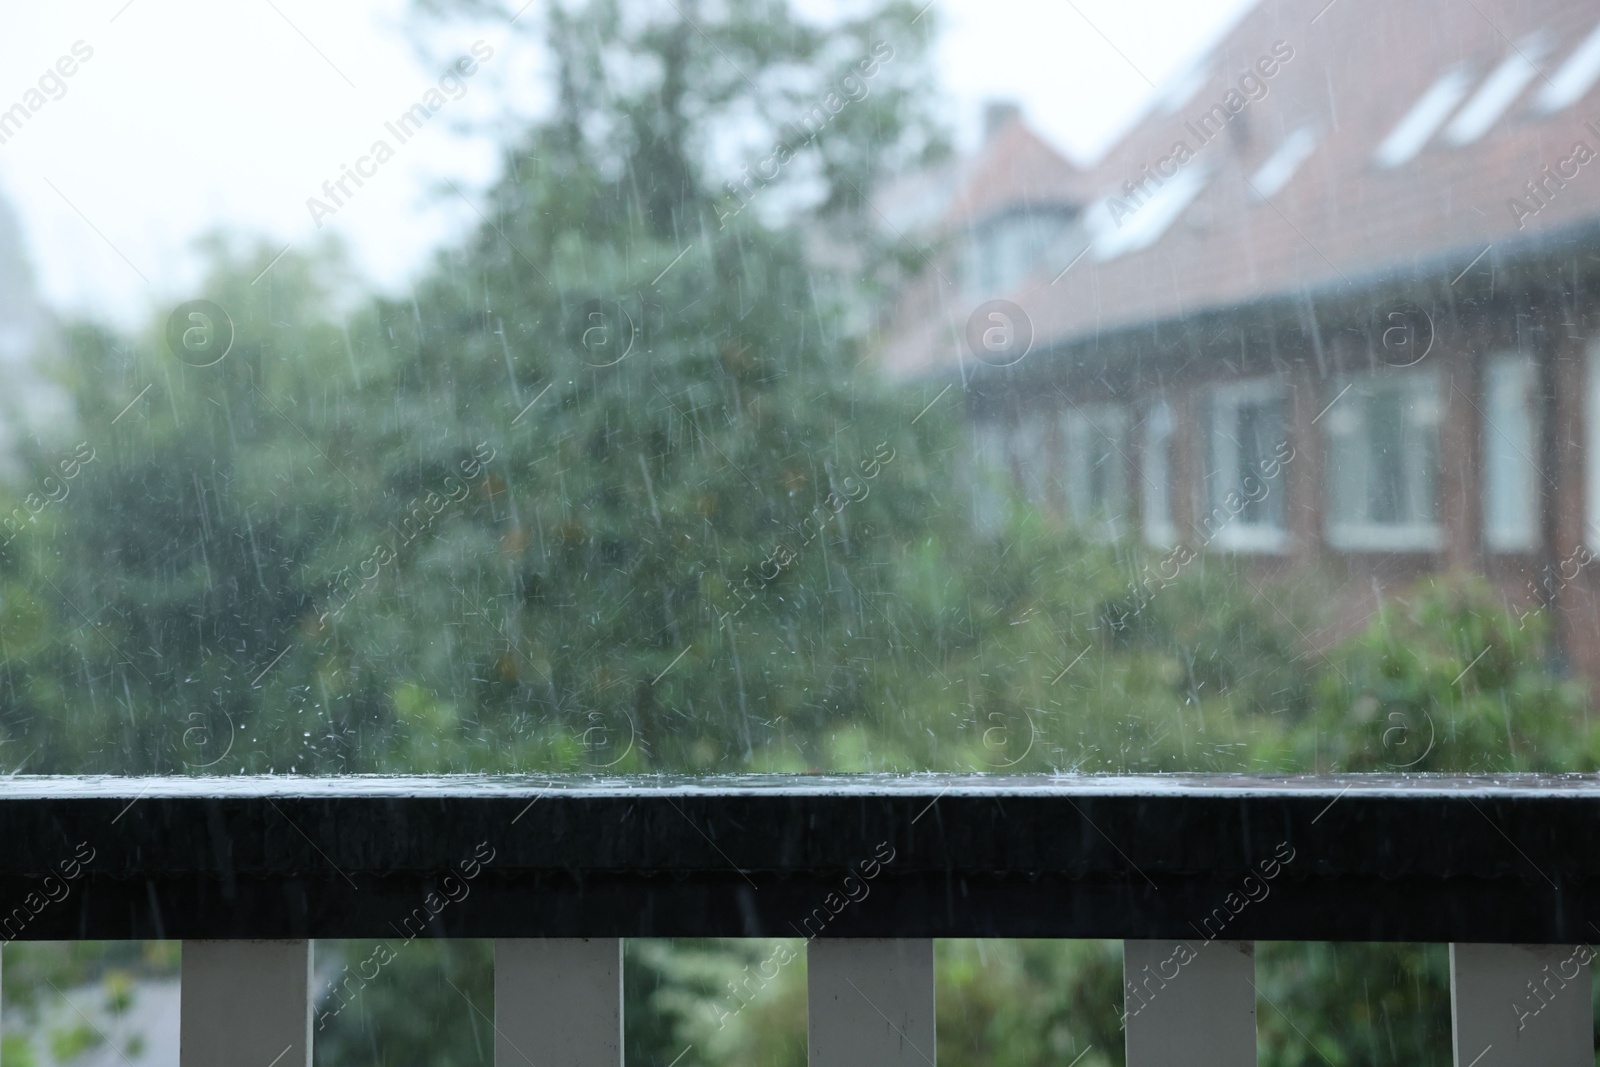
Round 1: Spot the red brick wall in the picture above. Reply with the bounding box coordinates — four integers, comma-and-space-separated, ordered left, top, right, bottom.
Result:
973, 288, 1600, 686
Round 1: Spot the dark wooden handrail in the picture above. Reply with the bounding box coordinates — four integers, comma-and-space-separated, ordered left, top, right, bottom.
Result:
1, 773, 1594, 942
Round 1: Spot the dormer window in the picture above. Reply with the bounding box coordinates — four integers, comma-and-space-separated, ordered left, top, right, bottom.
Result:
964, 207, 1075, 299
1443, 34, 1550, 144
1374, 67, 1474, 167
1087, 165, 1209, 261
1249, 127, 1318, 200
1535, 19, 1600, 113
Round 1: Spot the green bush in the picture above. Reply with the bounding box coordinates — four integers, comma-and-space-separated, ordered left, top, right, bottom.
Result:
1274, 576, 1595, 772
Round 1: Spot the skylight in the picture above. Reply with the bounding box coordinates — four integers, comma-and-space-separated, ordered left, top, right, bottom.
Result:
1087, 166, 1210, 261
1249, 127, 1318, 199
1444, 35, 1551, 144
1535, 19, 1600, 113
1159, 62, 1210, 115
1373, 67, 1474, 168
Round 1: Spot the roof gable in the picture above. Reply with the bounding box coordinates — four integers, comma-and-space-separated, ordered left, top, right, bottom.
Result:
880, 0, 1600, 379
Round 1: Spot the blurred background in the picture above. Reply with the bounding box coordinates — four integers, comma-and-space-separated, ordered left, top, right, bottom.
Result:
1, 0, 1598, 1062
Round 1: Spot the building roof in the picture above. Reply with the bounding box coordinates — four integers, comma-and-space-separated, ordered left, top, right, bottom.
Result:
880, 0, 1600, 380
942, 113, 1087, 222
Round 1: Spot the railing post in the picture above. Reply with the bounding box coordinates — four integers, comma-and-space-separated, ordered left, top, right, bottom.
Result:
807, 939, 935, 1067
1450, 943, 1593, 1066
180, 940, 311, 1067
494, 938, 622, 1067
1123, 939, 1256, 1067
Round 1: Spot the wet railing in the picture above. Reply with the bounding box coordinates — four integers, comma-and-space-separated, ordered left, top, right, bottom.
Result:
4, 774, 1596, 1066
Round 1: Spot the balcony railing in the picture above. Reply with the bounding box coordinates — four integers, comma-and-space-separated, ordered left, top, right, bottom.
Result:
4, 773, 1596, 1066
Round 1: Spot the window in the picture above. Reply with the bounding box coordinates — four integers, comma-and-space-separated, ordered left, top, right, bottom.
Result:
1324, 372, 1442, 550
967, 420, 1011, 536
1142, 399, 1176, 547
1248, 126, 1318, 200
965, 209, 1074, 298
1087, 165, 1210, 260
22, 1, 1600, 1059
1535, 19, 1600, 113
1442, 36, 1550, 145
1203, 382, 1289, 552
1061, 404, 1128, 536
1010, 414, 1057, 508
1373, 67, 1474, 167
1481, 353, 1540, 552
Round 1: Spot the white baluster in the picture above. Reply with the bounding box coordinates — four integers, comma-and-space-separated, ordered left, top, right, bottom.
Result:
807, 939, 936, 1067
1451, 943, 1593, 1066
1123, 939, 1256, 1067
494, 938, 622, 1067
180, 940, 311, 1067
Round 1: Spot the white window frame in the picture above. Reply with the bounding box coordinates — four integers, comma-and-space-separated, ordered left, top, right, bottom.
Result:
1481, 352, 1540, 553
1142, 399, 1176, 548
1323, 369, 1443, 552
1061, 403, 1129, 539
1204, 379, 1290, 554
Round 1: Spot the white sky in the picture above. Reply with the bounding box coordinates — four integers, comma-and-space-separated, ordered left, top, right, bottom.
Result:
0, 0, 1256, 327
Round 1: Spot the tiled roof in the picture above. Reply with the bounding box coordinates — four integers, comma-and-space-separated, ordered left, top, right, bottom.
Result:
880, 0, 1600, 380
941, 115, 1086, 222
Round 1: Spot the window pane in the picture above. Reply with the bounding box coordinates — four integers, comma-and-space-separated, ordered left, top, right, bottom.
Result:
1013, 415, 1057, 508
1483, 354, 1539, 552
1234, 397, 1282, 527
0, 0, 1580, 806
1142, 400, 1175, 546
1063, 405, 1127, 535
1325, 373, 1441, 549
1205, 382, 1287, 550
1367, 387, 1406, 523
13, 0, 1600, 1060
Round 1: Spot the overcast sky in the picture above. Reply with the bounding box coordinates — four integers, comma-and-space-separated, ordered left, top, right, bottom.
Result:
0, 0, 1256, 327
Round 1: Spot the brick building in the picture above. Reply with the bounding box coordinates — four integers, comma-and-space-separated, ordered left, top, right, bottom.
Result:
879, 0, 1600, 675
